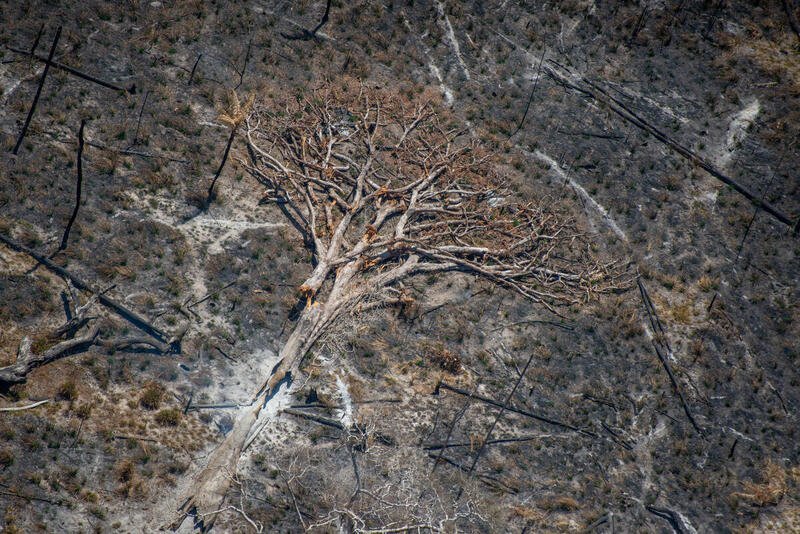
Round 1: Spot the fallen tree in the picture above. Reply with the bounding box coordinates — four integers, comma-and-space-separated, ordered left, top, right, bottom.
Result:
543, 60, 797, 230
170, 79, 629, 530
0, 285, 169, 387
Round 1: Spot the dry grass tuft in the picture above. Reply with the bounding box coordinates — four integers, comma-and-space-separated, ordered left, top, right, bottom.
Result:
733, 460, 788, 507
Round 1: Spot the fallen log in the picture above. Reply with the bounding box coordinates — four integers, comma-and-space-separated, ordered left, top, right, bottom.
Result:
637, 279, 702, 434
424, 433, 565, 450
544, 61, 797, 229
5, 45, 132, 92
58, 119, 86, 251
282, 408, 344, 430
426, 453, 519, 494
646, 505, 687, 534
0, 233, 171, 344
12, 26, 61, 155
0, 327, 100, 385
434, 381, 597, 437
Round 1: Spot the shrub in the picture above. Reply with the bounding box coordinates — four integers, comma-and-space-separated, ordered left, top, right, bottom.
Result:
139, 383, 165, 410
428, 343, 461, 373
57, 380, 78, 401
542, 496, 580, 511
155, 409, 181, 426
117, 459, 135, 482
698, 275, 718, 292
671, 303, 693, 324
0, 448, 14, 468
74, 403, 93, 420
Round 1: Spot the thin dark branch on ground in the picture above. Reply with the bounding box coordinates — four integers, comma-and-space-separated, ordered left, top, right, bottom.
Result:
206, 125, 238, 207
235, 40, 252, 90
461, 352, 534, 498
12, 26, 61, 155
131, 90, 151, 147
5, 45, 132, 93
58, 119, 86, 252
188, 53, 203, 85
637, 279, 702, 434
29, 23, 44, 55
435, 381, 596, 437
281, 0, 332, 40
785, 0, 800, 42
510, 47, 545, 137
545, 61, 797, 229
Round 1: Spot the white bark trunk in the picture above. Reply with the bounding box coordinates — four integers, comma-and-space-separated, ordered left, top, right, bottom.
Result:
172, 302, 330, 530
170, 257, 371, 530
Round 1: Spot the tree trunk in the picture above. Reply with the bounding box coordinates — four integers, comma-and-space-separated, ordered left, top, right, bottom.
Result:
0, 328, 100, 386
171, 259, 366, 530
172, 298, 332, 531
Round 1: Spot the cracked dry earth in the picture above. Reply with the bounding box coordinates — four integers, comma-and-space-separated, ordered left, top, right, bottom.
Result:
0, 1, 799, 532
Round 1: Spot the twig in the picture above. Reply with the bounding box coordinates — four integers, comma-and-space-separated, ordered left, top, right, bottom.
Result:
425, 453, 518, 494
0, 488, 65, 506
492, 318, 574, 331
462, 353, 534, 488
29, 24, 45, 55
85, 140, 189, 163
235, 40, 252, 90
637, 279, 702, 434
785, 0, 800, 42
628, 7, 649, 43
282, 474, 307, 530
111, 434, 158, 443
187, 280, 236, 309
432, 380, 479, 473
186, 403, 240, 411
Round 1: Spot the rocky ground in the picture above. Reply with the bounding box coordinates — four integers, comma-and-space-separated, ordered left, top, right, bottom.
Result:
0, 0, 799, 532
